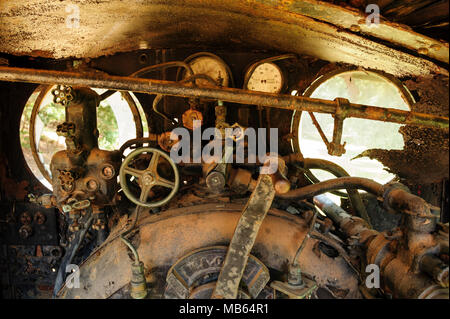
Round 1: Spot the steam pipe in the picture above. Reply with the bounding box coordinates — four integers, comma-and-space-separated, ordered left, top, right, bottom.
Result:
278, 176, 384, 200
0, 66, 448, 129
302, 158, 371, 226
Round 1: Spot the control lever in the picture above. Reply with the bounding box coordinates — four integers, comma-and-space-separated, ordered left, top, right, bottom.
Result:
211, 157, 286, 299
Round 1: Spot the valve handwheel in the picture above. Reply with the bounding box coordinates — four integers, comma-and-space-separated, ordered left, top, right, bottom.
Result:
119, 148, 179, 208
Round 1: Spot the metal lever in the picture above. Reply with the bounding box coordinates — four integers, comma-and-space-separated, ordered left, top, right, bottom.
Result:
211, 173, 275, 299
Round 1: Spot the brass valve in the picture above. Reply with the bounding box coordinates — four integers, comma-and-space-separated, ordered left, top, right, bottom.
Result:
182, 109, 203, 130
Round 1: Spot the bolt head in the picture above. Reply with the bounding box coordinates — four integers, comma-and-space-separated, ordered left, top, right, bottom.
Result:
141, 173, 154, 186
101, 165, 115, 179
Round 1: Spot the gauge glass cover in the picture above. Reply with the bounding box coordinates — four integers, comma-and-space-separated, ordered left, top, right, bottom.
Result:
186, 56, 229, 87
246, 62, 283, 93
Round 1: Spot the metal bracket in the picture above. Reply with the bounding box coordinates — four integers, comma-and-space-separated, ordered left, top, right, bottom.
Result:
308, 97, 349, 157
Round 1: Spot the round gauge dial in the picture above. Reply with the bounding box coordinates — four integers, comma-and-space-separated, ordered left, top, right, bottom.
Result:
246, 62, 284, 93
184, 55, 230, 87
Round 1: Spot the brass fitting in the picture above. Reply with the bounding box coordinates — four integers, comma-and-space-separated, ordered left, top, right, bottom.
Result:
130, 261, 148, 299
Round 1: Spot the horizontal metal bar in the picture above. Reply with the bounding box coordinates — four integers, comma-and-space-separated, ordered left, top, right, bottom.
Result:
0, 66, 448, 129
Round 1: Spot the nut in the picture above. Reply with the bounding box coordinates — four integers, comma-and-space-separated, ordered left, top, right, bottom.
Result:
20, 212, 33, 225
86, 179, 99, 191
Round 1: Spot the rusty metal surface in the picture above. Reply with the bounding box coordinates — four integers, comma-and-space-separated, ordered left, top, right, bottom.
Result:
289, 68, 449, 185
0, 66, 448, 129
361, 76, 449, 184
57, 203, 360, 298
324, 185, 449, 299
276, 0, 449, 63
0, 1, 447, 77
212, 174, 275, 299
0, 244, 61, 299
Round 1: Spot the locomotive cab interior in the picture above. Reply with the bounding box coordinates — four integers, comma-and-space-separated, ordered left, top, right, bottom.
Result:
0, 0, 449, 300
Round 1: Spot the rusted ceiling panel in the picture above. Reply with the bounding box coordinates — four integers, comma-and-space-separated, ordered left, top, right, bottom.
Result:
382, 0, 439, 18
273, 0, 448, 63
0, 0, 447, 78
393, 0, 449, 27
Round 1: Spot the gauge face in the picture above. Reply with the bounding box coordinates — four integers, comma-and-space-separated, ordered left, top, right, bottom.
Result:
246, 62, 284, 93
185, 56, 229, 87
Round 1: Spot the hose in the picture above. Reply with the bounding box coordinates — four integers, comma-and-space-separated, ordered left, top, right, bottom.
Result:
99, 61, 194, 101
120, 205, 143, 238
120, 236, 140, 264
292, 209, 318, 265
118, 136, 159, 156
100, 60, 222, 125
135, 62, 194, 123
129, 61, 193, 78
300, 159, 350, 197
152, 73, 220, 124
101, 61, 197, 123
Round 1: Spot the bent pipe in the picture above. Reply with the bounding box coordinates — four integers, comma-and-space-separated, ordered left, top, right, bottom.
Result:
57, 203, 360, 299
279, 176, 384, 200
302, 158, 370, 226
279, 177, 434, 219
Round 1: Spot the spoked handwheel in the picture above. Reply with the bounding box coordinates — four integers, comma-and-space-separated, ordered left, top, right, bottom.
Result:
119, 147, 179, 208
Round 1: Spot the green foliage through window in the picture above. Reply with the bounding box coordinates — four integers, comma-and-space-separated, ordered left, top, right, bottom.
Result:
97, 102, 119, 150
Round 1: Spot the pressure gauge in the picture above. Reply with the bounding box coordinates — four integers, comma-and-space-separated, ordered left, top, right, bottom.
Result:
183, 53, 230, 87
245, 62, 284, 93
